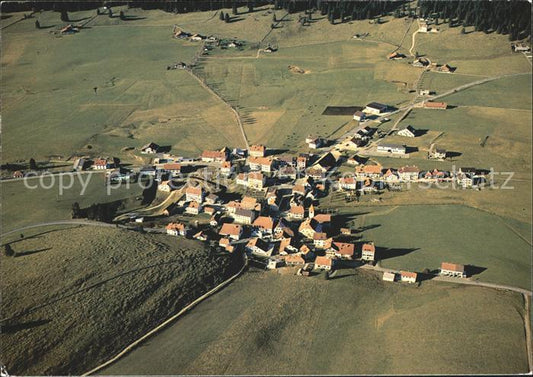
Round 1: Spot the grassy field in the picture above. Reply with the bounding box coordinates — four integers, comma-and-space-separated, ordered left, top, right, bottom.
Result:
0, 174, 146, 232
348, 204, 531, 290
0, 226, 241, 375
443, 74, 532, 110
1, 9, 246, 162
101, 269, 529, 375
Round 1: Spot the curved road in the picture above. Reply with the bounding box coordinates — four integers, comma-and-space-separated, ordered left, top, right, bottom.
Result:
1, 220, 116, 239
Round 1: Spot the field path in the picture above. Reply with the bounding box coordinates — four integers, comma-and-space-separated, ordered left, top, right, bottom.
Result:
1, 219, 116, 239
184, 68, 249, 149
364, 264, 532, 296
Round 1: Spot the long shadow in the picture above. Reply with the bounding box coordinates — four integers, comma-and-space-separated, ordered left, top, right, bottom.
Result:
158, 145, 172, 153
2, 319, 51, 333
228, 16, 245, 23
354, 224, 381, 233
447, 151, 462, 159
406, 146, 419, 154
416, 129, 429, 136
121, 16, 147, 21
68, 16, 90, 22
417, 272, 437, 282
466, 265, 487, 277
267, 148, 289, 156
14, 247, 52, 257
376, 247, 419, 261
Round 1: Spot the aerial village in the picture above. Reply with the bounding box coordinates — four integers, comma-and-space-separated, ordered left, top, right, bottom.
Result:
6, 94, 487, 283
30, 99, 484, 284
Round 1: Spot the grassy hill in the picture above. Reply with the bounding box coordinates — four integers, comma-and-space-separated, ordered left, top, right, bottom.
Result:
101, 269, 529, 375
0, 226, 242, 375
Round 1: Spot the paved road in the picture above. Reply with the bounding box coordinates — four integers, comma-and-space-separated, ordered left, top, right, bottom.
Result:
362, 264, 532, 296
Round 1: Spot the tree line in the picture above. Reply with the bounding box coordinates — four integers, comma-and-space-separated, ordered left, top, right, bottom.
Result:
3, 0, 530, 40
418, 0, 531, 41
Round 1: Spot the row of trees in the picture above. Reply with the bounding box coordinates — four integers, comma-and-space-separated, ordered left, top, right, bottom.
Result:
72, 201, 121, 222
418, 0, 531, 40
8, 0, 530, 40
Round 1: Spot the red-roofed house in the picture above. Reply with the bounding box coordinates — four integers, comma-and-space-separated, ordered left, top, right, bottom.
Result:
400, 271, 418, 283
398, 165, 420, 181
314, 256, 334, 270
423, 101, 447, 110
253, 216, 276, 234
333, 242, 355, 259
219, 223, 243, 240
185, 186, 205, 203
166, 222, 188, 236
440, 262, 466, 278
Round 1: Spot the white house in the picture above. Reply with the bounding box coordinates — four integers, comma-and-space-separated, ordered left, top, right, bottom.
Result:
361, 242, 376, 262
364, 102, 388, 115
398, 166, 420, 181
267, 256, 285, 269
377, 143, 406, 155
397, 125, 417, 138
353, 111, 366, 121
141, 142, 159, 154
383, 272, 396, 282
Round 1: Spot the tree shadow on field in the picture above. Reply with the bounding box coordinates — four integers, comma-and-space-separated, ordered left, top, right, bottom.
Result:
121, 16, 147, 21
376, 247, 419, 261
14, 247, 52, 257
68, 16, 90, 22
228, 16, 245, 23
446, 151, 462, 159
1, 319, 51, 334
354, 224, 380, 233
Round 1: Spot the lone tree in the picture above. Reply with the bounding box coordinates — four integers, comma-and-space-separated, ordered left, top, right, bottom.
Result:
72, 202, 81, 218
29, 158, 37, 170
232, 1, 237, 15
60, 10, 68, 22
120, 11, 125, 20
219, 10, 225, 21
225, 13, 230, 23
272, 13, 276, 22
461, 27, 466, 34
108, 8, 113, 18
4, 244, 15, 257
35, 20, 40, 28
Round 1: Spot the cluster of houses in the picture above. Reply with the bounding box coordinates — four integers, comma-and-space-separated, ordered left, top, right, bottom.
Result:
163, 181, 382, 273
128, 138, 475, 281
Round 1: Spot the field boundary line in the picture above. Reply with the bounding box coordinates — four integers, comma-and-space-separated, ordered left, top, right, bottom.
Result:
524, 294, 533, 373
184, 68, 249, 149
1, 12, 34, 30
82, 254, 248, 376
